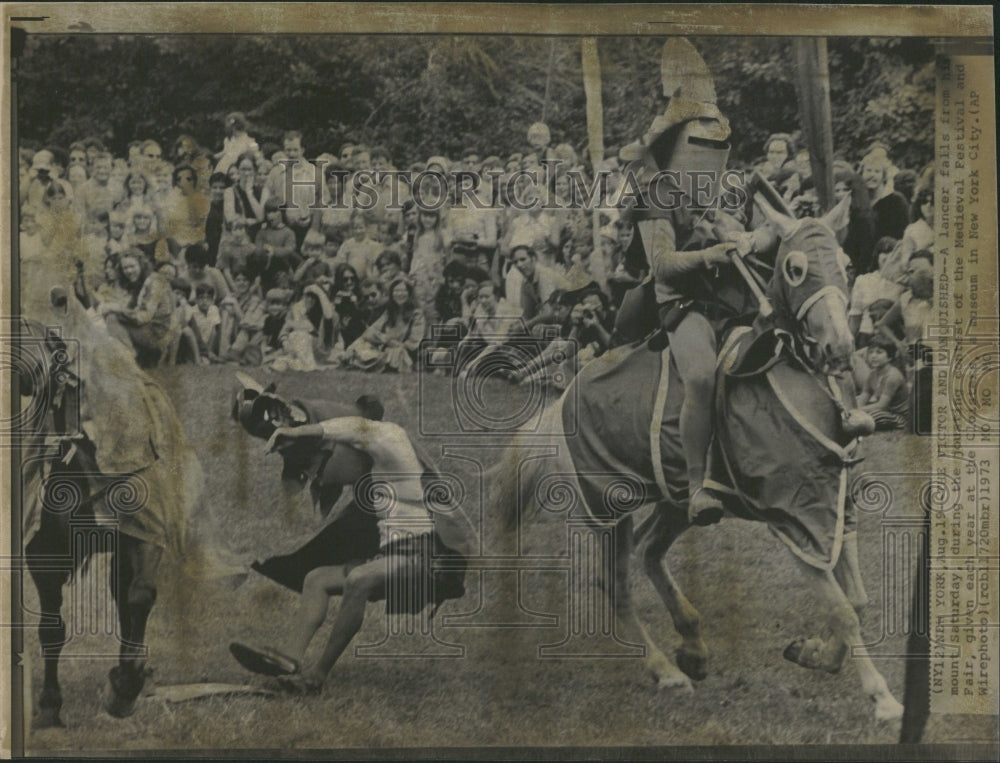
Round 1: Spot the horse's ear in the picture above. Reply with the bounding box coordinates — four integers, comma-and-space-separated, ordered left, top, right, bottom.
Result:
264, 382, 277, 394
755, 195, 798, 240
820, 193, 852, 234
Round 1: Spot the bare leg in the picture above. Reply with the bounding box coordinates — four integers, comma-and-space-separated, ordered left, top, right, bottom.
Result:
612, 517, 693, 691
307, 558, 388, 684
281, 565, 347, 663
796, 561, 903, 721
637, 504, 708, 681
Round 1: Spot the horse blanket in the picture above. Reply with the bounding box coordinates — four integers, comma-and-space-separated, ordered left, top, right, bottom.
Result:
515, 330, 857, 570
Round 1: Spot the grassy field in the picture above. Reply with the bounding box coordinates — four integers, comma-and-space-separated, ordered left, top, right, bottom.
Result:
22, 364, 999, 753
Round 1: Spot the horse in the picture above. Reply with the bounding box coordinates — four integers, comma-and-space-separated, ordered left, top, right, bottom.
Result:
18, 287, 205, 727
495, 197, 905, 723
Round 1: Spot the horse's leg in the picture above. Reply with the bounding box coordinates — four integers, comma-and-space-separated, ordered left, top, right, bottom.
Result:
612, 516, 693, 691
26, 539, 71, 729
784, 535, 869, 673
795, 560, 904, 722
107, 537, 162, 718
636, 505, 708, 681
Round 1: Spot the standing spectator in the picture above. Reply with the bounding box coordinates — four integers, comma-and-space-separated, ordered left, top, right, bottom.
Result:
224, 151, 266, 237
204, 172, 230, 265
215, 112, 260, 175
832, 168, 877, 274
76, 152, 118, 236
265, 130, 319, 249
409, 207, 449, 322
860, 149, 909, 242
161, 165, 210, 251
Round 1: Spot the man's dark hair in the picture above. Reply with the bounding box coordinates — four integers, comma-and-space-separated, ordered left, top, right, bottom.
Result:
209, 171, 231, 188
909, 249, 933, 266
355, 394, 385, 421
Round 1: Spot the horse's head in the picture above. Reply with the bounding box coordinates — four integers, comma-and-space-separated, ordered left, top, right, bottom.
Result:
757, 196, 854, 375
231, 372, 305, 440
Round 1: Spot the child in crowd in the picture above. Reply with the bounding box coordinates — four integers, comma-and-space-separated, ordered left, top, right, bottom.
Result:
373, 248, 403, 288
217, 216, 256, 290
860, 335, 909, 431
336, 211, 381, 283
220, 268, 266, 363
254, 198, 299, 291
271, 285, 335, 372
261, 288, 293, 359
191, 283, 222, 363
169, 276, 201, 364
106, 209, 131, 259
292, 229, 332, 285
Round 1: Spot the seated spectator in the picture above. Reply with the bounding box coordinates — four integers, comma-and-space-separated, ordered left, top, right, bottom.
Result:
218, 217, 256, 290
373, 248, 403, 288
91, 254, 129, 313
358, 279, 387, 326
848, 236, 904, 348
191, 283, 222, 363
509, 244, 569, 321
433, 260, 473, 327
337, 211, 381, 283
260, 288, 293, 360
293, 229, 333, 285
253, 198, 299, 291
220, 268, 266, 363
851, 298, 897, 393
270, 284, 336, 372
330, 263, 367, 348
340, 277, 425, 373
859, 335, 909, 431
169, 276, 201, 364
875, 251, 933, 365
898, 183, 935, 260
185, 242, 231, 304
454, 281, 522, 378
128, 203, 170, 266
100, 248, 174, 362
105, 208, 131, 260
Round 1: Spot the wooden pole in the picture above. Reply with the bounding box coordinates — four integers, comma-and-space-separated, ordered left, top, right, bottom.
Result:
580, 37, 606, 285
542, 38, 556, 124
792, 38, 836, 212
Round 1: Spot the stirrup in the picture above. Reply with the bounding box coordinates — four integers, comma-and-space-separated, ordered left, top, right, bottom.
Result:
688, 487, 724, 527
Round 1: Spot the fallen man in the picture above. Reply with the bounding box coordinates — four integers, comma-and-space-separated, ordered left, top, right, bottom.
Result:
230, 415, 470, 694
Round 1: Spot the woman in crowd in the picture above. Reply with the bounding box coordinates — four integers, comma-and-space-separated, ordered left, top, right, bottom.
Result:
832, 167, 877, 274
329, 262, 367, 349
224, 151, 266, 238
759, 133, 796, 179
341, 276, 425, 373
100, 248, 175, 361
897, 182, 935, 260
848, 236, 904, 349
409, 207, 449, 322
271, 284, 336, 372
115, 170, 153, 217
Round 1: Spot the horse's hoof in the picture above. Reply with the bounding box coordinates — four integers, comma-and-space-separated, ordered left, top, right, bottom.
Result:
783, 637, 847, 674
655, 672, 694, 693
33, 707, 65, 729
105, 694, 139, 719
675, 649, 708, 682
874, 694, 905, 722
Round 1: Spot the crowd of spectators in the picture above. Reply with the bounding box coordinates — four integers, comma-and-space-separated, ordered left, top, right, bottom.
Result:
19, 115, 935, 432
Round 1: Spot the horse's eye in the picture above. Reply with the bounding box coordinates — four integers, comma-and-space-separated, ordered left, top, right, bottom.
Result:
782, 251, 808, 287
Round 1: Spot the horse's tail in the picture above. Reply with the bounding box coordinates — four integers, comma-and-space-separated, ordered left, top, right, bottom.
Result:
492, 399, 568, 537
